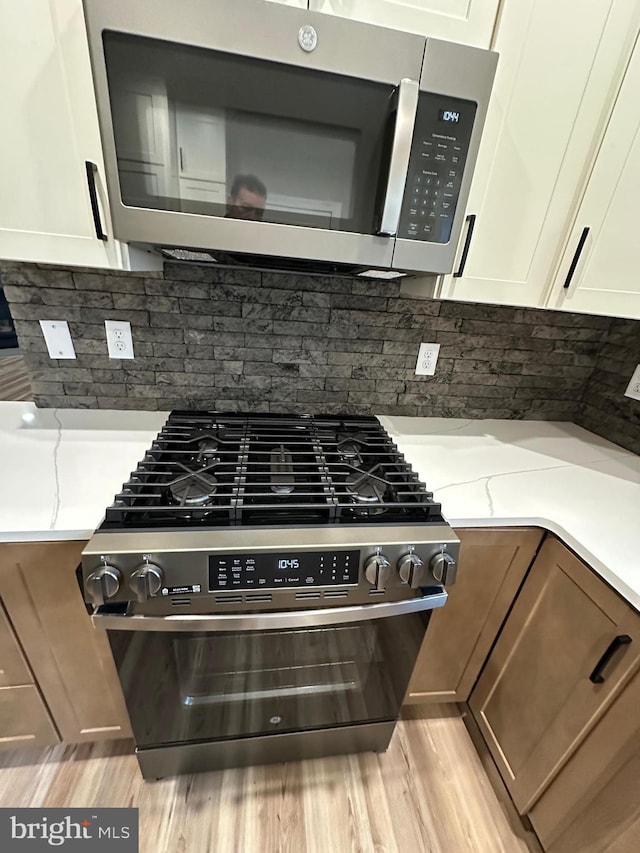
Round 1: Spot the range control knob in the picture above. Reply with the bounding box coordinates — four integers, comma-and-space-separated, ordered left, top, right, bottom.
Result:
430, 552, 457, 586
129, 562, 164, 603
85, 565, 122, 607
398, 552, 425, 588
364, 553, 391, 591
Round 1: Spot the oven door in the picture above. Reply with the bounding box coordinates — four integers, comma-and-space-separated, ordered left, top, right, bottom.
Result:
94, 592, 445, 756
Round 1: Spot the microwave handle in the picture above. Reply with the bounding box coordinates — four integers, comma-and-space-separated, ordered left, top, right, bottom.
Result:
378, 78, 420, 237
91, 588, 447, 633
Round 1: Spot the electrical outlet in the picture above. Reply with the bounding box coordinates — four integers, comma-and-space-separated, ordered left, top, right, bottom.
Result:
39, 320, 76, 359
104, 320, 134, 360
624, 364, 640, 401
415, 342, 440, 376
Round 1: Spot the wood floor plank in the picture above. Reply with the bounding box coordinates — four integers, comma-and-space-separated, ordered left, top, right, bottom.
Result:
0, 712, 534, 852
0, 355, 32, 401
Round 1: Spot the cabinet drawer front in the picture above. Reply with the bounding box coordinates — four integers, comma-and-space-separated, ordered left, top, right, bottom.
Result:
0, 601, 33, 688
470, 536, 640, 813
0, 685, 59, 749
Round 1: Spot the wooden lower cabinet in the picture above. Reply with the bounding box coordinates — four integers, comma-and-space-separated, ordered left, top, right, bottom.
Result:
0, 600, 33, 688
0, 685, 59, 748
529, 666, 640, 853
469, 535, 640, 815
405, 528, 543, 703
0, 599, 59, 748
0, 541, 131, 744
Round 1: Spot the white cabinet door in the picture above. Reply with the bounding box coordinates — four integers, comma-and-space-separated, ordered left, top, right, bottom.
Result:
438, 0, 640, 309
310, 0, 500, 48
548, 38, 640, 320
175, 105, 227, 204
266, 0, 307, 6
0, 0, 122, 268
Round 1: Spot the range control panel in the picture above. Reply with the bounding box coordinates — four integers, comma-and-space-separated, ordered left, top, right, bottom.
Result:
209, 550, 360, 591
398, 92, 477, 244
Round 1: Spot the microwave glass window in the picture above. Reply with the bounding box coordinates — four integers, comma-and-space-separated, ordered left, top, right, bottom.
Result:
103, 32, 396, 233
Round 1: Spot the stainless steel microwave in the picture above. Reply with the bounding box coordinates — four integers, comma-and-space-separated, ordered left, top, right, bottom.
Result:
83, 0, 497, 276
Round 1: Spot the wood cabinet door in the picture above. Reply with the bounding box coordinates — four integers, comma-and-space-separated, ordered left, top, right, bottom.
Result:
0, 685, 59, 749
529, 667, 640, 853
469, 536, 640, 814
310, 0, 500, 48
439, 0, 640, 309
0, 600, 33, 688
0, 541, 132, 743
405, 528, 543, 704
548, 35, 640, 320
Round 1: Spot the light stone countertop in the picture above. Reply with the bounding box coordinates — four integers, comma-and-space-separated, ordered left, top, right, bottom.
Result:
1, 402, 639, 611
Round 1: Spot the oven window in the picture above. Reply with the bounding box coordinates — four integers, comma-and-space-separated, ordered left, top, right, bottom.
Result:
103, 32, 395, 233
108, 613, 427, 749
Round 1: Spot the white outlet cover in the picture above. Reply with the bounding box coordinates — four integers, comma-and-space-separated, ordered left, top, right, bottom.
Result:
39, 320, 76, 359
415, 342, 440, 376
624, 364, 640, 401
104, 320, 134, 360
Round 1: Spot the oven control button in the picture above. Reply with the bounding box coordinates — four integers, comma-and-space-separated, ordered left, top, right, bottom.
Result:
364, 554, 391, 591
129, 563, 164, 603
397, 552, 425, 588
430, 552, 457, 585
85, 565, 122, 607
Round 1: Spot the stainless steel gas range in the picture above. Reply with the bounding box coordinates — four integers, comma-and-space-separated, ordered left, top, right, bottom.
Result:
81, 412, 459, 779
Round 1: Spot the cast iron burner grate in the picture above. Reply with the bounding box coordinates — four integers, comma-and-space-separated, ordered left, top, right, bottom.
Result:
101, 412, 443, 530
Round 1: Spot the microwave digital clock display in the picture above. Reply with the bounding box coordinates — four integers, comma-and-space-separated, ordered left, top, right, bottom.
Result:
439, 109, 460, 123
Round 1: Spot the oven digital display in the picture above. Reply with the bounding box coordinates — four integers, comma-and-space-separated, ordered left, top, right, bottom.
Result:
209, 550, 360, 590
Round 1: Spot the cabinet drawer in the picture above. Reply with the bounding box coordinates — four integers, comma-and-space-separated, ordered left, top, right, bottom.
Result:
0, 601, 33, 687
0, 685, 59, 749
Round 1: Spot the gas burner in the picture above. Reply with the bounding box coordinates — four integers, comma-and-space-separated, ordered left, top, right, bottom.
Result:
196, 439, 220, 464
168, 469, 218, 508
337, 440, 364, 468
345, 469, 389, 515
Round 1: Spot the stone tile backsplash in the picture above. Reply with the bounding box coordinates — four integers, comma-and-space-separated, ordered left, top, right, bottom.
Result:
1, 260, 638, 455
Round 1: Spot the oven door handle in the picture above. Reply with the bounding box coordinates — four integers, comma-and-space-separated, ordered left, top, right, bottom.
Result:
92, 589, 447, 632
377, 78, 420, 237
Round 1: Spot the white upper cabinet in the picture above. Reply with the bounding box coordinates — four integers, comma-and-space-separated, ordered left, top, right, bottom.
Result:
309, 0, 500, 47
439, 0, 640, 311
548, 36, 640, 320
0, 0, 122, 268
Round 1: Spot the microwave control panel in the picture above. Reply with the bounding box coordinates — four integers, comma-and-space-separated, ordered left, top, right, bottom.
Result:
398, 93, 477, 244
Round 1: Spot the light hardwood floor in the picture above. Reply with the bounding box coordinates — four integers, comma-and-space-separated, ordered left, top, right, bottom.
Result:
0, 706, 535, 853
0, 354, 32, 401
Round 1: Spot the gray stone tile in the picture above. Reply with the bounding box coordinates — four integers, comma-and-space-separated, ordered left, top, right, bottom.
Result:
1, 266, 74, 289
273, 349, 328, 365
299, 363, 351, 378
74, 273, 146, 293
387, 297, 440, 316
98, 397, 159, 411
272, 320, 330, 337
245, 362, 299, 377
297, 390, 348, 404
